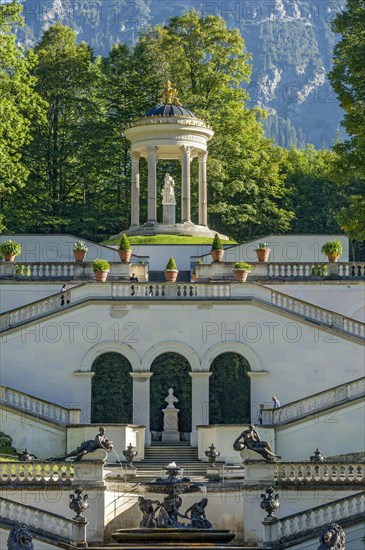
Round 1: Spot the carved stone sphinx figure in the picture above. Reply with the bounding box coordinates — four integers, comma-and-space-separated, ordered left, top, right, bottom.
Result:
318, 522, 345, 550
7, 526, 34, 550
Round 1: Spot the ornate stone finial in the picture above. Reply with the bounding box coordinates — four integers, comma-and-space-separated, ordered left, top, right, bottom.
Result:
205, 443, 220, 467
69, 486, 89, 523
260, 487, 280, 518
7, 525, 34, 550
123, 443, 138, 466
162, 80, 182, 106
310, 448, 325, 463
318, 522, 345, 549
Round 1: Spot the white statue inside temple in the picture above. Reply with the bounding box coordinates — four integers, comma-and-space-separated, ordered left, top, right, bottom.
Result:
161, 173, 176, 206
164, 388, 179, 409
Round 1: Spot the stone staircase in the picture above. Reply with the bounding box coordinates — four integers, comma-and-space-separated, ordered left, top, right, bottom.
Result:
132, 444, 211, 482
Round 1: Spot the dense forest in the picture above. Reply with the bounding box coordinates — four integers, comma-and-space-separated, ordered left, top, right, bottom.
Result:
0, 2, 364, 251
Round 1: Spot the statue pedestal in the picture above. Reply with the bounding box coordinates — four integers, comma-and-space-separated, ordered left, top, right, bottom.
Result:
163, 204, 176, 225
162, 407, 180, 442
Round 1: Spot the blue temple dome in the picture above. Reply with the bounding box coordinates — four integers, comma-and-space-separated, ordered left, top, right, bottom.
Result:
144, 104, 195, 118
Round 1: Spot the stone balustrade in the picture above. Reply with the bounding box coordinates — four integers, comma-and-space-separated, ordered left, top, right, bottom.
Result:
0, 261, 149, 281
0, 497, 87, 546
270, 377, 365, 425
196, 261, 365, 282
277, 491, 365, 541
0, 462, 74, 484
275, 462, 364, 484
1, 282, 363, 340
0, 384, 80, 425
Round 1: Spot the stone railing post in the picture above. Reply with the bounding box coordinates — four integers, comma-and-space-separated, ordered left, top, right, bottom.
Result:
72, 460, 105, 486
327, 262, 339, 278
262, 517, 279, 549
70, 519, 88, 548
68, 408, 81, 424
244, 461, 276, 485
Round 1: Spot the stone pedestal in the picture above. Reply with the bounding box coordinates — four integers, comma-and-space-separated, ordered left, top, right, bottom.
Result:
162, 407, 180, 442
163, 204, 176, 225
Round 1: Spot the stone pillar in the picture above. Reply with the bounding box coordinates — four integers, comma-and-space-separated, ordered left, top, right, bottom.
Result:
130, 372, 153, 446
198, 151, 208, 226
189, 372, 212, 447
147, 146, 157, 224
131, 151, 140, 227
162, 407, 180, 442
181, 145, 192, 223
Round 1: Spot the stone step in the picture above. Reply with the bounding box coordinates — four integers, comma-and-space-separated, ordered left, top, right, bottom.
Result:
93, 546, 259, 549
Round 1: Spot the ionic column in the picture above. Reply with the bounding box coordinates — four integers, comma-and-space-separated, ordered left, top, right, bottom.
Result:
189, 372, 212, 447
181, 145, 192, 223
130, 372, 153, 446
131, 151, 140, 226
147, 146, 157, 224
198, 151, 208, 226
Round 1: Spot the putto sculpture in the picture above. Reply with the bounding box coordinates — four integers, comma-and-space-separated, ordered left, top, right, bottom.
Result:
7, 525, 34, 550
65, 426, 113, 461
318, 522, 345, 550
233, 424, 281, 461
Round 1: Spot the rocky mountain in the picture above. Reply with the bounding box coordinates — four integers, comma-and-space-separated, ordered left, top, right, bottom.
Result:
18, 0, 345, 149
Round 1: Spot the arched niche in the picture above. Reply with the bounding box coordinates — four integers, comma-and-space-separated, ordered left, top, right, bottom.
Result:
91, 352, 133, 423
209, 352, 251, 424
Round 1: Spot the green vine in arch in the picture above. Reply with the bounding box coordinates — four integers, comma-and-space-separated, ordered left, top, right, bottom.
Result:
91, 352, 133, 423
209, 353, 251, 424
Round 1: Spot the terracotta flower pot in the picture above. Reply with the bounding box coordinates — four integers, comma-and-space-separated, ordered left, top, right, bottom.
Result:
256, 249, 270, 262
164, 269, 178, 282
234, 270, 249, 283
94, 270, 109, 282
4, 254, 16, 262
211, 249, 224, 262
119, 249, 132, 263
327, 255, 340, 262
73, 250, 87, 262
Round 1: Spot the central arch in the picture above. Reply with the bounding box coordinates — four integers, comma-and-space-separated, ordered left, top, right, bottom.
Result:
150, 353, 192, 437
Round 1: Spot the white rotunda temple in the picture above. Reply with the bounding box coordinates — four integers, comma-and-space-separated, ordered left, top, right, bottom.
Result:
124, 81, 227, 238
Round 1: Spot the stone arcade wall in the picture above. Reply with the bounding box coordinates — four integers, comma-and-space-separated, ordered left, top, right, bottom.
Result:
1, 297, 363, 452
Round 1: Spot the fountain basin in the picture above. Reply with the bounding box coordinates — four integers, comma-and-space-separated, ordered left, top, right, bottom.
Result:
111, 528, 235, 544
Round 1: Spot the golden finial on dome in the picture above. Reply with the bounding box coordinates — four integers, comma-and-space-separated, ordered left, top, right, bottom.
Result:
162, 80, 182, 106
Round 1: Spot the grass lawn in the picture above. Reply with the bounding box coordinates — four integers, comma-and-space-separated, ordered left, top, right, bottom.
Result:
102, 235, 237, 246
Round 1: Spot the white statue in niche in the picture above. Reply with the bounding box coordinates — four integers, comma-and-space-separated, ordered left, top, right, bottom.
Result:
164, 388, 179, 409
161, 173, 176, 205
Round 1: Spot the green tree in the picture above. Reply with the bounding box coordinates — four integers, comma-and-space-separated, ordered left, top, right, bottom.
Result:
0, 1, 44, 197
337, 194, 365, 242
283, 145, 343, 234
329, 0, 365, 177
3, 23, 112, 237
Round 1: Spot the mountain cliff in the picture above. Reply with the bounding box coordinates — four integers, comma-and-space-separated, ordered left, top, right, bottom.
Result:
18, 0, 344, 148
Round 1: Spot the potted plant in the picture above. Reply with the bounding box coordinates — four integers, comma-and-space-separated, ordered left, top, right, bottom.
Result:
92, 258, 110, 282
233, 262, 253, 282
192, 259, 202, 283
73, 240, 88, 262
119, 234, 132, 263
164, 257, 179, 282
0, 240, 22, 262
255, 242, 271, 262
211, 233, 224, 262
321, 241, 343, 262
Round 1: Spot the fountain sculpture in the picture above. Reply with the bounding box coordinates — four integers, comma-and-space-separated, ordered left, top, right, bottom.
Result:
111, 462, 235, 544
